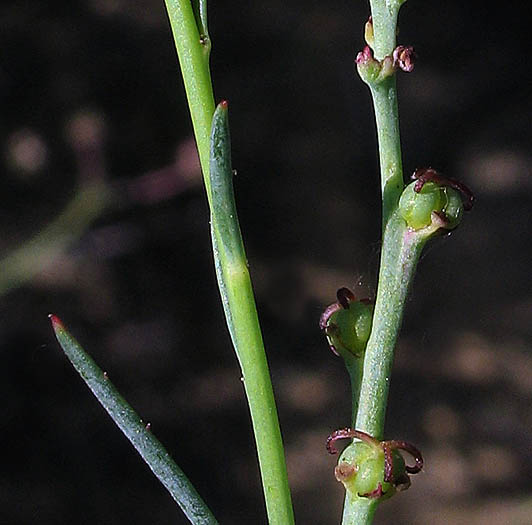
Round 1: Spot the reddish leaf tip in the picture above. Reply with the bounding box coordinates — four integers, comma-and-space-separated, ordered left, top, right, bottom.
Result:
219, 99, 229, 109
49, 314, 64, 331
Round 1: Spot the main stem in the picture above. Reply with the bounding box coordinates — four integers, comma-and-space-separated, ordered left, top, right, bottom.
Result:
355, 217, 425, 438
342, 221, 426, 524
165, 5, 294, 523
343, 1, 416, 523
164, 0, 215, 200
357, 0, 404, 440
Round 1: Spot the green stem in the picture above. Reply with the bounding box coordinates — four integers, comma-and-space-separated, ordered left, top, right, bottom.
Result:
50, 315, 218, 525
344, 220, 426, 525
371, 78, 404, 226
342, 493, 378, 525
210, 104, 294, 525
164, 0, 215, 198
355, 214, 425, 438
369, 0, 403, 60
355, 0, 406, 440
367, 0, 404, 225
344, 353, 364, 428
164, 3, 294, 522
343, 2, 414, 523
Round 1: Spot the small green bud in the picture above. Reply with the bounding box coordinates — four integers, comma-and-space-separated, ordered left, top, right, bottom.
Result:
399, 167, 473, 233
356, 43, 416, 85
399, 181, 444, 230
399, 180, 465, 232
356, 46, 382, 84
320, 288, 373, 358
336, 442, 405, 499
330, 302, 373, 356
441, 185, 464, 229
327, 428, 423, 501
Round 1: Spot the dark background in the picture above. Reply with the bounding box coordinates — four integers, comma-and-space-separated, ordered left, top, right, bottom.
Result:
1, 1, 531, 523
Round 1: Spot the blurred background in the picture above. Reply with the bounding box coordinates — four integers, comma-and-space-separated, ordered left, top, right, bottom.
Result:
1, 1, 531, 523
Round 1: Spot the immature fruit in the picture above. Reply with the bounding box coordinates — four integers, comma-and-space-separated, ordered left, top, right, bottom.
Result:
399, 180, 464, 231
440, 185, 464, 229
336, 441, 406, 499
327, 301, 373, 357
327, 428, 424, 501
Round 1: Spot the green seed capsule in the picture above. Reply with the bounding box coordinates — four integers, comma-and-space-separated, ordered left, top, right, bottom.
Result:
399, 181, 465, 231
336, 441, 406, 499
399, 181, 444, 230
441, 186, 464, 229
325, 301, 373, 357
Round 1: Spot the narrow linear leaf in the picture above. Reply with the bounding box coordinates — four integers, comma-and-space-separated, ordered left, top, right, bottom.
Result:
208, 102, 295, 524
49, 315, 218, 525
209, 101, 246, 268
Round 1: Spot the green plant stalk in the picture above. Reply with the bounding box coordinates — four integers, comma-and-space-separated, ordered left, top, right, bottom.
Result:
164, 0, 215, 197
210, 103, 294, 525
50, 315, 218, 525
369, 0, 404, 60
355, 215, 426, 437
342, 218, 427, 523
367, 0, 405, 224
165, 3, 294, 521
343, 1, 418, 523
371, 78, 404, 226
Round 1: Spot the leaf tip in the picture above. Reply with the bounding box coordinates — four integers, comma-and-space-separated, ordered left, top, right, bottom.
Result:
219, 99, 229, 110
49, 314, 65, 332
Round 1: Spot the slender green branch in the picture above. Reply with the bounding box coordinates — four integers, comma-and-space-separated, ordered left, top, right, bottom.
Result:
355, 214, 425, 438
354, 0, 407, 441
343, 1, 412, 523
210, 103, 294, 525
367, 0, 404, 222
164, 3, 294, 522
344, 353, 364, 428
368, 0, 403, 60
343, 220, 427, 525
342, 492, 378, 525
164, 0, 215, 197
371, 78, 404, 226
50, 315, 218, 525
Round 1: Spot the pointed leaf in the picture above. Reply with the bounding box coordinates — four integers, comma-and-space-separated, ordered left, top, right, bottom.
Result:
50, 315, 218, 525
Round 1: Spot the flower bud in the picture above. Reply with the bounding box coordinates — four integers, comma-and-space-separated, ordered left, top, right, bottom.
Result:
393, 45, 416, 72
356, 46, 382, 84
